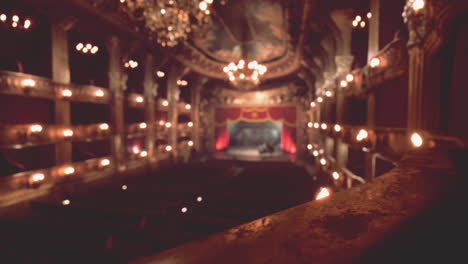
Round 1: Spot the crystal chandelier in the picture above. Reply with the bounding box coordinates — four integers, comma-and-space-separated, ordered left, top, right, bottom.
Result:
120, 0, 214, 47
223, 60, 267, 87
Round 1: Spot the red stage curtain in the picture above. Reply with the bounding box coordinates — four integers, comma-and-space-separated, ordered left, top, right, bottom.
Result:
215, 107, 297, 153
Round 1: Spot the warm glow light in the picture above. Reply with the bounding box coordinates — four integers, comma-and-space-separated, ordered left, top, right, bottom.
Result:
31, 173, 45, 183
136, 96, 144, 103
12, 15, 19, 22
162, 100, 169, 106
307, 144, 313, 150
321, 123, 328, 130
122, 185, 128, 190
325, 91, 333, 97
140, 151, 148, 157
76, 43, 84, 51
313, 150, 319, 157
313, 123, 320, 129
165, 122, 172, 128
346, 74, 354, 82
30, 124, 43, 133
64, 167, 75, 175
99, 123, 109, 130
308, 122, 313, 128
159, 120, 165, 126
352, 20, 358, 27
340, 80, 348, 88
370, 58, 381, 68
62, 199, 71, 206
91, 46, 99, 54
334, 124, 342, 132
316, 187, 331, 200
22, 79, 36, 87
62, 89, 73, 97
332, 171, 340, 180
181, 207, 188, 213
0, 14, 6, 22
95, 90, 104, 97
185, 104, 191, 110
411, 132, 424, 148
355, 15, 362, 22
199, 1, 208, 11
188, 140, 194, 147
100, 159, 110, 167
165, 145, 173, 152
356, 129, 369, 141
63, 129, 73, 137
86, 43, 92, 50
132, 145, 141, 154
360, 21, 366, 28
317, 97, 323, 103
139, 123, 147, 129
310, 102, 316, 108
412, 0, 425, 11
188, 122, 193, 127
156, 71, 165, 78
320, 158, 327, 166
319, 149, 324, 154
367, 12, 372, 19
196, 196, 203, 202
160, 8, 166, 14
12, 22, 18, 28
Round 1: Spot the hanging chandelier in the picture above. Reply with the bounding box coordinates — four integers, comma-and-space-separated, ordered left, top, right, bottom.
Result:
120, 0, 214, 47
223, 60, 267, 87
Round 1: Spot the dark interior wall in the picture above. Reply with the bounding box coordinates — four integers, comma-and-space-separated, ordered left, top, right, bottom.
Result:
71, 102, 110, 125
374, 76, 408, 127
379, 0, 406, 48
0, 95, 54, 124
343, 97, 367, 126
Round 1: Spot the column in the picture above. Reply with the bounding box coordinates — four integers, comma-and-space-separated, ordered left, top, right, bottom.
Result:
368, 0, 380, 60
191, 78, 206, 152
167, 64, 180, 160
107, 36, 126, 172
143, 53, 156, 164
51, 20, 72, 165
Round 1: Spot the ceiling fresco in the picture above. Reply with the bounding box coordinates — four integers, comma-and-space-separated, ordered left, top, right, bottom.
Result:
190, 0, 289, 63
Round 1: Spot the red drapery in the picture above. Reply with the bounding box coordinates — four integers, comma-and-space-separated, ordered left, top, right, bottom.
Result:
215, 107, 297, 153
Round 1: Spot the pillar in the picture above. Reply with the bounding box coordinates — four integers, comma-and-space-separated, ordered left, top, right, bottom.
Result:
167, 64, 180, 159
51, 20, 72, 165
191, 78, 206, 152
143, 53, 156, 163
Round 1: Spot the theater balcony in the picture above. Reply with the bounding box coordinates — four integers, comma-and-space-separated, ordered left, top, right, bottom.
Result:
0, 0, 467, 263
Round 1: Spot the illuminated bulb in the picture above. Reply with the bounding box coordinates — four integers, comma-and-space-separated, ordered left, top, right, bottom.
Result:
122, 185, 128, 190
340, 80, 348, 88
308, 122, 313, 128
223, 67, 229, 73
199, 1, 208, 10
319, 149, 324, 154
62, 89, 73, 97
82, 48, 89, 53
320, 158, 327, 166
23, 19, 31, 29
356, 129, 369, 141
63, 129, 73, 137
360, 21, 366, 28
313, 150, 319, 157
355, 15, 362, 22
0, 14, 6, 22
157, 71, 165, 78
64, 167, 75, 175
12, 22, 18, 28
140, 151, 148, 157
334, 124, 342, 132
188, 140, 194, 147
346, 74, 354, 82
165, 122, 172, 128
136, 96, 144, 103
95, 90, 104, 97
12, 15, 19, 22
185, 104, 191, 110
321, 123, 328, 130
120, 0, 125, 3
139, 123, 147, 129
325, 91, 333, 97
410, 132, 423, 148
90, 46, 99, 54
370, 58, 381, 68
30, 124, 43, 133
161, 8, 166, 14
62, 199, 71, 206
99, 123, 109, 130
307, 144, 313, 150
310, 102, 316, 108
367, 12, 372, 19
132, 145, 140, 154
240, 73, 245, 79
100, 159, 110, 166
31, 173, 45, 182
159, 120, 165, 126
316, 187, 331, 200
317, 97, 323, 103
206, 0, 213, 4
313, 123, 320, 129
187, 122, 193, 127
86, 43, 92, 50
165, 145, 172, 152
332, 171, 340, 180
162, 100, 169, 106
124, 62, 130, 68
229, 76, 235, 81
412, 0, 425, 11
181, 207, 188, 213
22, 79, 36, 87
352, 20, 358, 27
197, 196, 203, 202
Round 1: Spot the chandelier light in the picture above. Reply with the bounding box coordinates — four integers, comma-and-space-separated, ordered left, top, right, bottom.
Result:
223, 59, 267, 87
120, 0, 215, 47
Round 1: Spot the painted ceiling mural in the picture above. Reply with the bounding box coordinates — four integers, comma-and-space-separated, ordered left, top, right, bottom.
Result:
190, 0, 289, 63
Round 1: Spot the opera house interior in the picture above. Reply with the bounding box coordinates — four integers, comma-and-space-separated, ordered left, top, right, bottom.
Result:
1, 0, 468, 263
